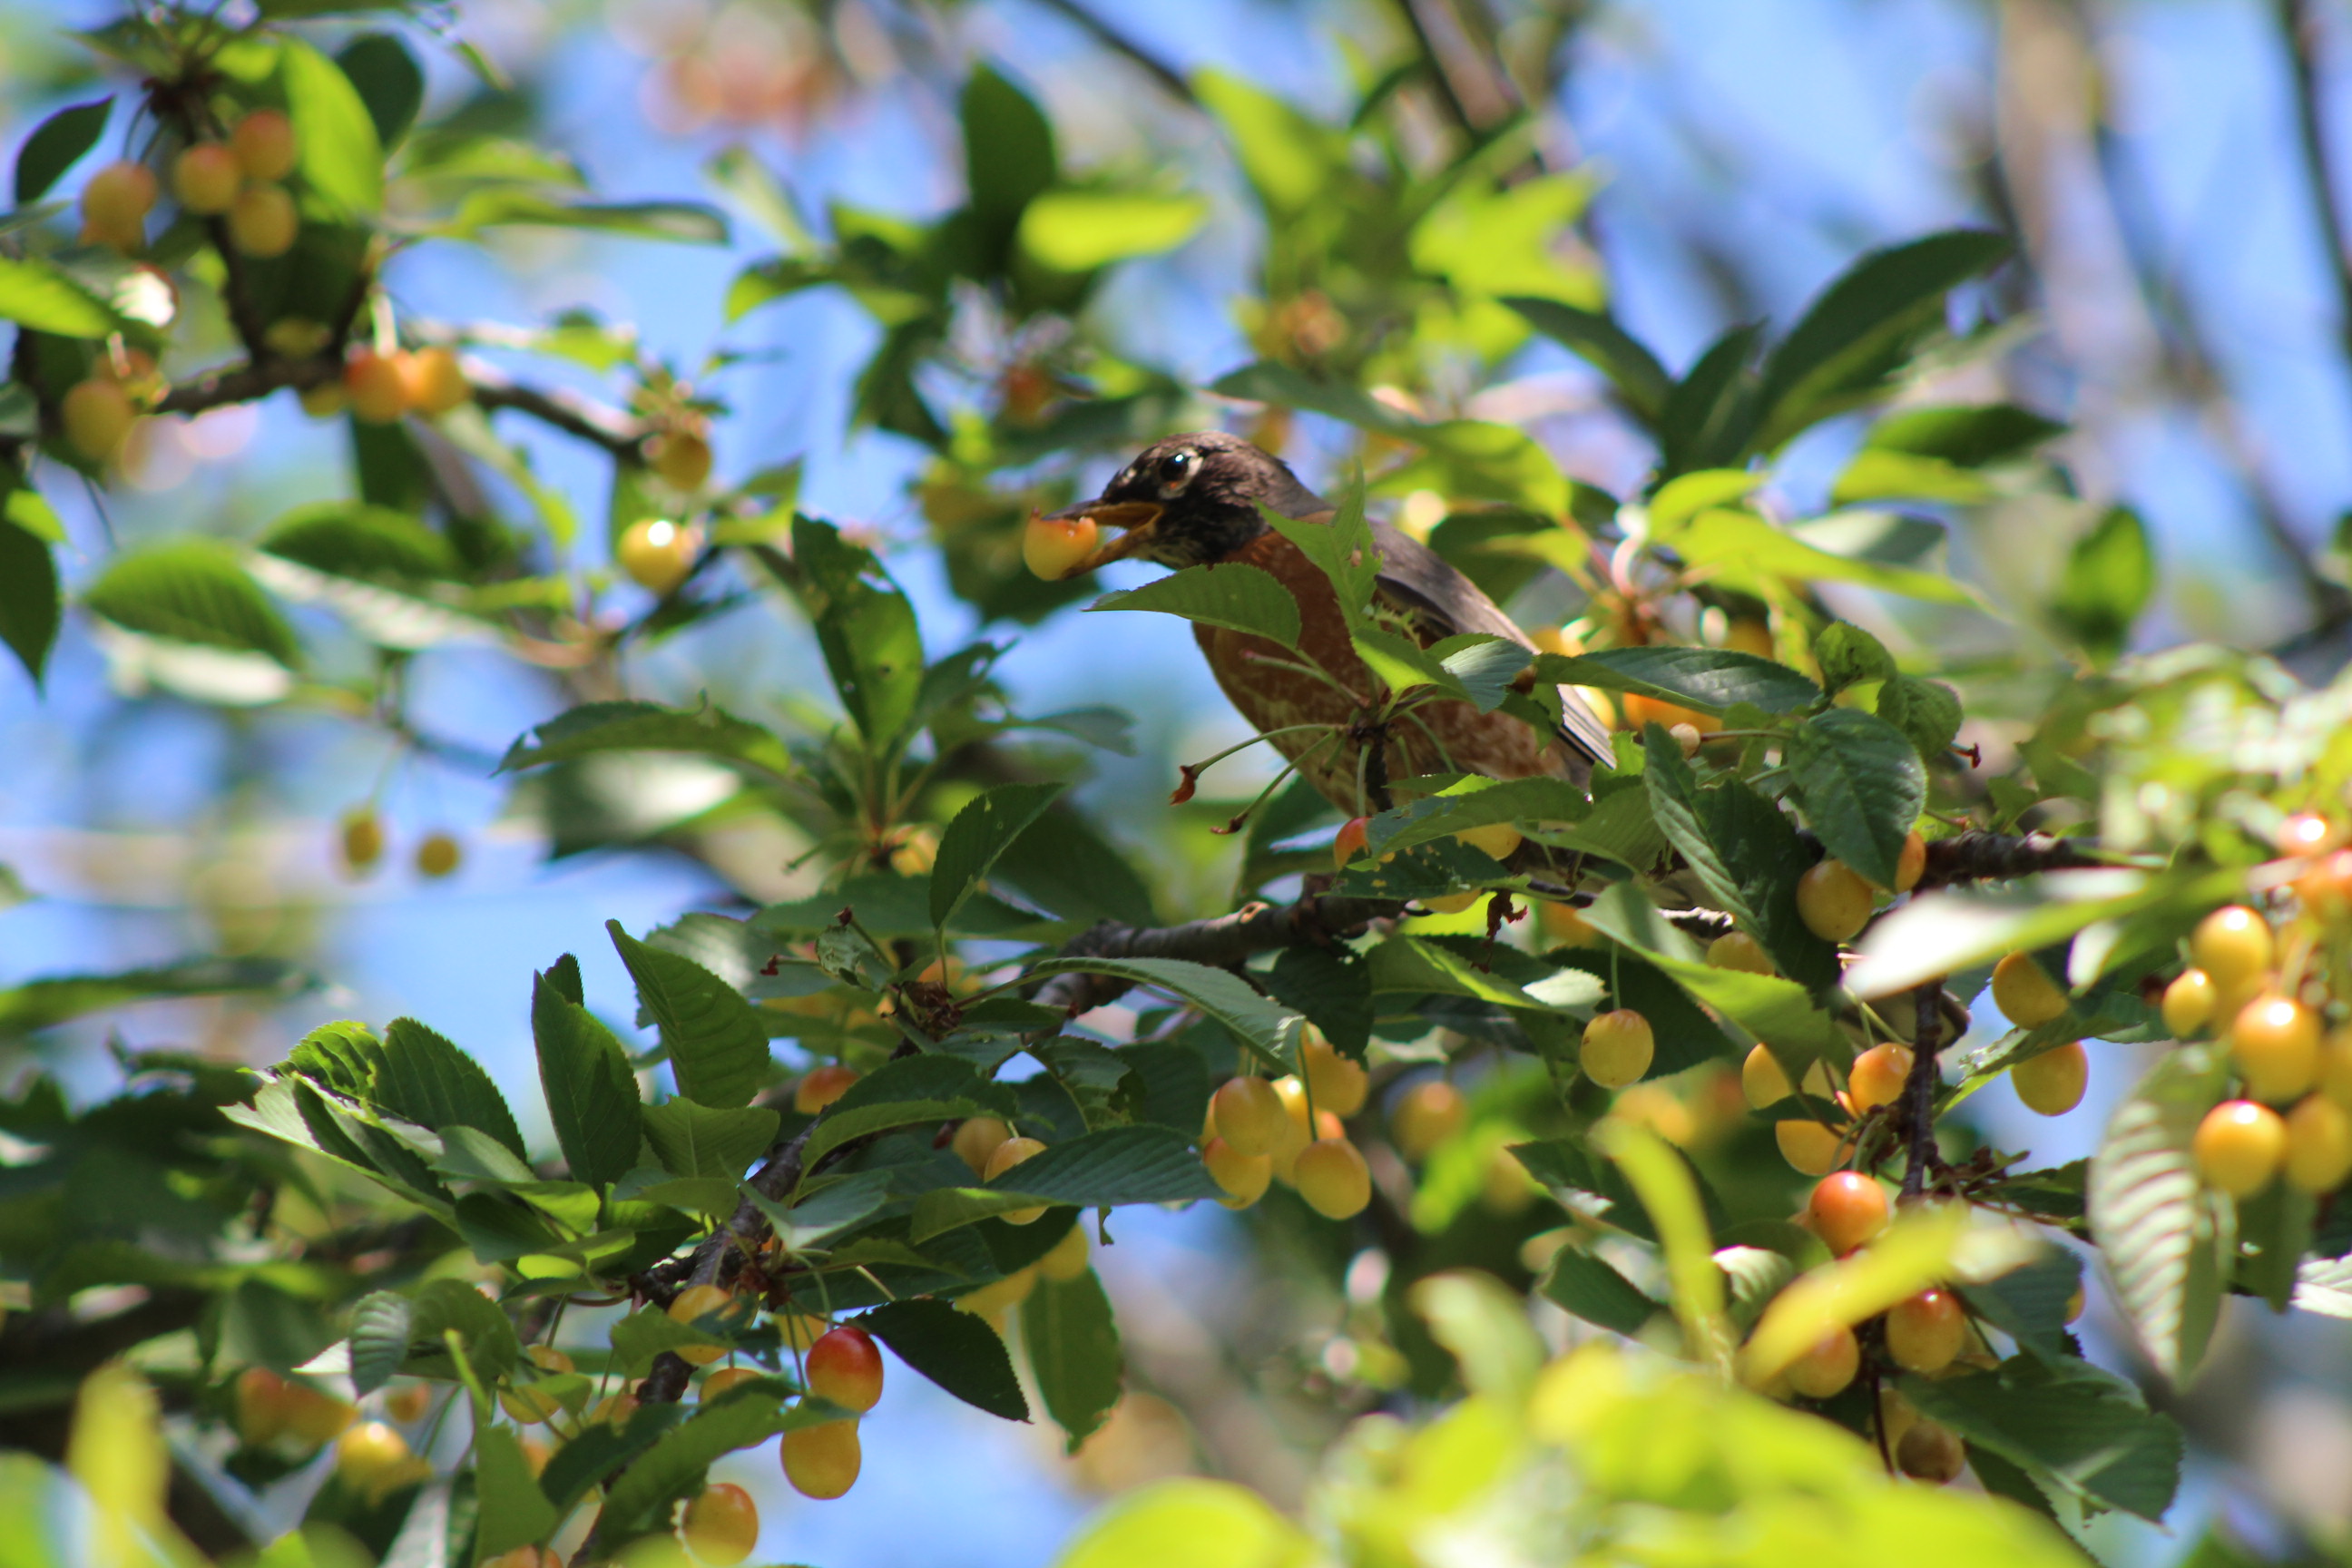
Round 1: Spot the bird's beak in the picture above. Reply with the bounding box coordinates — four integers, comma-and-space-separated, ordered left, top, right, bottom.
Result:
1041, 498, 1165, 578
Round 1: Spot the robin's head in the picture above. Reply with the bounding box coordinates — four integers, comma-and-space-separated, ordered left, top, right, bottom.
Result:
1041, 431, 1328, 575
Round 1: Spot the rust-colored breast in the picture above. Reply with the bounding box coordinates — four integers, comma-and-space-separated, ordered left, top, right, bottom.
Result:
1193, 531, 1566, 813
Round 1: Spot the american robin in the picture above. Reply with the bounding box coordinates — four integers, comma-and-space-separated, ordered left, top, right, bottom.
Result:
1042, 431, 1613, 816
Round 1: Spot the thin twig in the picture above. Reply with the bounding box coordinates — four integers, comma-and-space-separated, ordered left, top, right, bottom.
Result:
1024, 0, 1197, 105
2275, 0, 2352, 377
468, 361, 650, 459
1032, 893, 1405, 1016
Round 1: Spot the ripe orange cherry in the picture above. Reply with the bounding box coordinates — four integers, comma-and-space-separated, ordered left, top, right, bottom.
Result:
617, 517, 705, 595
2012, 1042, 2088, 1115
344, 348, 409, 424
383, 1383, 430, 1424
2190, 906, 2273, 995
1708, 931, 1774, 975
1301, 1035, 1368, 1117
2231, 994, 2321, 1102
2286, 1094, 2352, 1193
81, 160, 157, 248
700, 1367, 761, 1401
1847, 1043, 1913, 1113
681, 1481, 760, 1565
1806, 1171, 1889, 1254
807, 1325, 883, 1412
1776, 1118, 1847, 1176
983, 1135, 1048, 1223
1023, 512, 1099, 580
1293, 1138, 1372, 1219
2279, 812, 2341, 855
1332, 816, 1370, 870
1036, 1222, 1090, 1281
1210, 1076, 1288, 1157
668, 1283, 737, 1366
1580, 1009, 1654, 1088
334, 1420, 412, 1486
2162, 969, 2217, 1038
782, 1420, 860, 1499
651, 429, 714, 492
2297, 849, 2352, 925
402, 346, 470, 416
234, 1367, 293, 1445
1796, 859, 1874, 943
1885, 1289, 1966, 1373
1391, 1079, 1466, 1160
2193, 1100, 2288, 1198
795, 1063, 859, 1114
1897, 1419, 1966, 1483
1454, 821, 1523, 862
61, 377, 136, 463
415, 831, 461, 879
231, 111, 298, 181
1891, 829, 1927, 893
1990, 952, 2068, 1029
1785, 1326, 1860, 1398
172, 142, 242, 214
951, 1115, 1011, 1176
1202, 1136, 1272, 1209
1742, 1044, 1793, 1108
227, 182, 299, 257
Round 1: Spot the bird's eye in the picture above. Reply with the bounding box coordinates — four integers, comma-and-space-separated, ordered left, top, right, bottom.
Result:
1157, 449, 1196, 485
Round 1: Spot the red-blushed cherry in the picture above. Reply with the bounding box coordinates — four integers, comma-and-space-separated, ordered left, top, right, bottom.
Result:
1804, 1171, 1888, 1254
806, 1325, 883, 1413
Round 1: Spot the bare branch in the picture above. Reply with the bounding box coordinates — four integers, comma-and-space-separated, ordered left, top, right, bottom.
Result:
1024, 0, 1197, 105
1032, 893, 1406, 1016
467, 361, 649, 459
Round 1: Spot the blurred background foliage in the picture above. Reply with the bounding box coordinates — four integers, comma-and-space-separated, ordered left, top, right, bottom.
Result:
6, 0, 2352, 1563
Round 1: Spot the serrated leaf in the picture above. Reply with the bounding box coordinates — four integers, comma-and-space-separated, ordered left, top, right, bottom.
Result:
498, 699, 795, 779
1958, 1245, 2082, 1364
909, 1126, 1224, 1240
1261, 947, 1371, 1057
1899, 1357, 2182, 1521
594, 1387, 796, 1541
14, 97, 112, 202
347, 1291, 411, 1395
1541, 1245, 1659, 1334
1024, 1269, 1122, 1451
400, 1278, 519, 1383
1581, 881, 1844, 1061
1022, 956, 1302, 1070
1529, 645, 1819, 715
2088, 1045, 2233, 1381
609, 923, 769, 1110
532, 968, 642, 1190
931, 781, 1067, 932
1086, 562, 1299, 647
642, 1098, 777, 1180
855, 1297, 1027, 1421
789, 514, 923, 746
536, 1402, 688, 1514
1788, 708, 1925, 889
1884, 675, 1963, 760
471, 1426, 556, 1559
372, 1016, 525, 1160
83, 539, 300, 665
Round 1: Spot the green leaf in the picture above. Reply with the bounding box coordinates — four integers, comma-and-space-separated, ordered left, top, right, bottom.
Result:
335, 34, 423, 150
346, 1291, 411, 1396
2233, 1179, 2315, 1312
1651, 505, 1984, 608
1864, 402, 2066, 466
911, 1126, 1225, 1240
442, 191, 730, 243
1657, 322, 1761, 478
1829, 449, 1995, 506
530, 969, 641, 1190
83, 539, 300, 665
608, 924, 770, 1111
1813, 622, 1896, 694
1957, 1247, 2082, 1366
497, 699, 795, 779
1086, 563, 1299, 648
1367, 936, 1600, 1014
1582, 882, 1845, 1060
1884, 676, 1963, 762
1752, 230, 2011, 449
15, 98, 112, 203
1054, 1479, 1312, 1568
372, 1016, 526, 1160
0, 955, 309, 1034
1542, 1244, 1660, 1334
2087, 1045, 2233, 1382
755, 873, 1048, 940
1363, 777, 1591, 858
963, 66, 1057, 228
789, 514, 924, 745
995, 808, 1159, 927
1018, 190, 1205, 271
2052, 505, 2154, 665
1788, 708, 1925, 890
401, 1278, 520, 1383
1195, 70, 1348, 216
1503, 297, 1671, 426
642, 1098, 777, 1181
0, 255, 119, 338
931, 781, 1068, 932
281, 38, 385, 216
1019, 956, 1302, 1070
855, 1298, 1028, 1421
1531, 645, 1818, 716
594, 1386, 797, 1542
259, 502, 462, 584
1593, 1119, 1730, 1371
1900, 1357, 2182, 1521
1024, 1269, 1122, 1451
0, 509, 59, 685
470, 1426, 556, 1560
536, 1402, 688, 1514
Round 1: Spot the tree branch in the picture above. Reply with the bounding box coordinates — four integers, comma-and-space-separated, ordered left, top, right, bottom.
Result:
1024, 0, 1197, 105
2276, 0, 2352, 376
1898, 976, 1947, 1200
1031, 893, 1406, 1015
1918, 830, 2106, 882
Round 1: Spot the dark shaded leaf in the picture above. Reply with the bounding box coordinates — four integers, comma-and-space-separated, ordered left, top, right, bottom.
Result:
497, 699, 795, 779
82, 540, 300, 665
1542, 1245, 1660, 1334
1788, 708, 1925, 889
14, 97, 111, 202
1024, 1269, 1122, 1451
335, 34, 423, 149
532, 967, 642, 1189
1087, 563, 1299, 648
931, 781, 1067, 932
0, 509, 60, 685
0, 956, 309, 1034
1530, 646, 1819, 716
642, 1098, 778, 1180
2052, 505, 2154, 666
1504, 297, 1672, 426
789, 515, 924, 744
1899, 1357, 2182, 1522
609, 923, 770, 1110
856, 1297, 1028, 1421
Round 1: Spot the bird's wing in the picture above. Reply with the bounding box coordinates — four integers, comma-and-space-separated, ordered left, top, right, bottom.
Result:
1367, 521, 1615, 766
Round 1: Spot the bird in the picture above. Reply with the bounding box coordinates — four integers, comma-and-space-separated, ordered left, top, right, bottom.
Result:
1038, 431, 1613, 818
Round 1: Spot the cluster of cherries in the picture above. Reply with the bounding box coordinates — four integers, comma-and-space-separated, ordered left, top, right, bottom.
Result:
332, 812, 465, 881
2160, 816, 2352, 1200
1199, 1035, 1375, 1219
